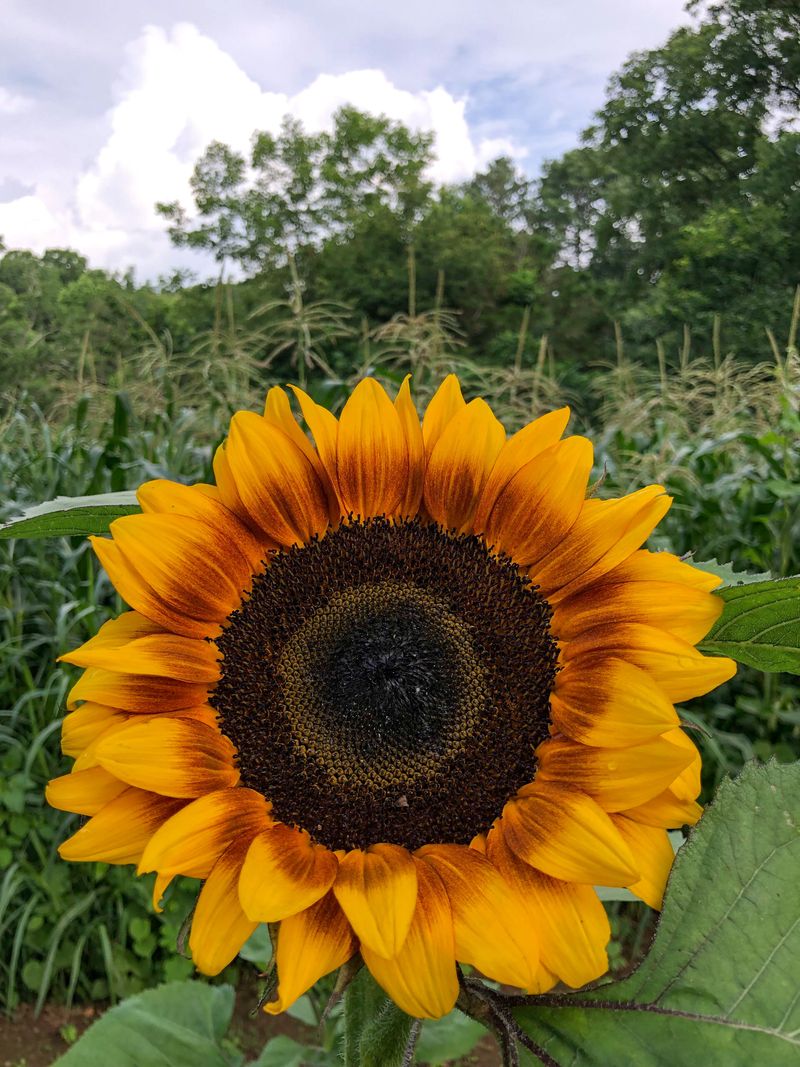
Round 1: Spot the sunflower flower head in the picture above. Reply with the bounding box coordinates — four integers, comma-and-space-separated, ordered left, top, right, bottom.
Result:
48, 375, 736, 1018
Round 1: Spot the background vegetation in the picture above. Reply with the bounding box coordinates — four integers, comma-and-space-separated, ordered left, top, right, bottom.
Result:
0, 0, 797, 1048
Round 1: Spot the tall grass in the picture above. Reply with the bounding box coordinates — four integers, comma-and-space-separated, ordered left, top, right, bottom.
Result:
1, 302, 798, 1010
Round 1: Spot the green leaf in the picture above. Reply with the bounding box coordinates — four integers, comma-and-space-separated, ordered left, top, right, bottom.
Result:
690, 557, 772, 586
0, 492, 140, 539
515, 761, 800, 1065
249, 1036, 311, 1067
699, 577, 800, 673
416, 1010, 486, 1065
53, 981, 236, 1067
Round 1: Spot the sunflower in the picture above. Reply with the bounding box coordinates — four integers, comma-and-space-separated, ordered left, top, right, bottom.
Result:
47, 376, 735, 1018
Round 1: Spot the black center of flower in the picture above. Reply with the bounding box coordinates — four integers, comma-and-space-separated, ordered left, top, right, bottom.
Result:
212, 517, 558, 852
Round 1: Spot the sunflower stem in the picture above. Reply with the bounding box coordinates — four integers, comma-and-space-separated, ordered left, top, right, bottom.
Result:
456, 974, 560, 1067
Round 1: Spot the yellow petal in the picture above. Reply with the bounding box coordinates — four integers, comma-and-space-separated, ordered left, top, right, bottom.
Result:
394, 375, 425, 517
423, 399, 505, 532
421, 374, 466, 455
531, 485, 672, 603
552, 579, 723, 645
46, 765, 127, 816
535, 734, 695, 811
333, 843, 417, 958
611, 815, 675, 909
483, 437, 593, 564
61, 702, 126, 757
95, 718, 238, 797
361, 858, 458, 1019
551, 655, 679, 747
661, 728, 702, 801
138, 787, 270, 880
528, 962, 560, 994
222, 411, 330, 546
66, 666, 209, 712
137, 479, 266, 573
473, 407, 571, 532
602, 549, 723, 593
417, 844, 539, 990
58, 788, 185, 864
189, 840, 257, 976
561, 623, 737, 703
239, 824, 338, 922
487, 828, 610, 989
60, 614, 220, 682
622, 789, 703, 828
264, 891, 357, 1015
500, 781, 639, 886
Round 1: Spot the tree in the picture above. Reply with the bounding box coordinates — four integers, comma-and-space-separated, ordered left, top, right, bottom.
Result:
158, 107, 434, 274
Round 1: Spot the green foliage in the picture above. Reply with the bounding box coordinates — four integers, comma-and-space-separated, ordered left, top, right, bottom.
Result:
0, 492, 140, 540
514, 760, 800, 1065
53, 982, 237, 1067
700, 577, 800, 673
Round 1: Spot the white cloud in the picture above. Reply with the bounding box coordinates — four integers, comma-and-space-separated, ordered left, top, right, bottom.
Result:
0, 23, 525, 279
0, 86, 32, 114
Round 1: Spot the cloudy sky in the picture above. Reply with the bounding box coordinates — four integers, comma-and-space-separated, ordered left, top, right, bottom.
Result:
0, 0, 689, 280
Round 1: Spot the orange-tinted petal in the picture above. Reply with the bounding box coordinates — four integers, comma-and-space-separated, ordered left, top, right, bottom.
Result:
535, 734, 695, 812
66, 667, 209, 712
94, 718, 238, 797
531, 486, 672, 603
60, 614, 220, 682
500, 781, 639, 886
264, 386, 339, 522
137, 479, 266, 573
92, 513, 252, 637
473, 407, 571, 533
58, 788, 185, 864
421, 374, 466, 455
418, 844, 539, 989
288, 385, 342, 510
551, 655, 679, 747
561, 623, 736, 703
46, 765, 128, 816
336, 378, 409, 518
552, 579, 723, 645
264, 891, 357, 1015
482, 437, 593, 564
239, 824, 338, 922
223, 411, 330, 546
138, 787, 269, 880
486, 828, 610, 989
423, 399, 505, 532
189, 839, 257, 975
333, 843, 417, 958
361, 858, 458, 1019
394, 375, 425, 517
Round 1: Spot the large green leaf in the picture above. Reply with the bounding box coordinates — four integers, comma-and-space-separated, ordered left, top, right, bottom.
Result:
53, 981, 237, 1067
515, 761, 800, 1065
0, 492, 140, 539
699, 577, 800, 673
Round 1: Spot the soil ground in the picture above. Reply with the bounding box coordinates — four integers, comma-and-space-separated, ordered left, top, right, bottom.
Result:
0, 985, 501, 1066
